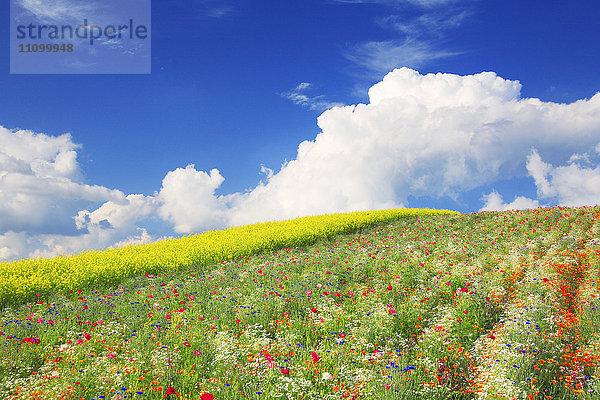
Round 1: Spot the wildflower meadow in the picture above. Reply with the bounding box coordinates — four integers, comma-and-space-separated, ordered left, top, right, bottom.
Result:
1, 206, 599, 400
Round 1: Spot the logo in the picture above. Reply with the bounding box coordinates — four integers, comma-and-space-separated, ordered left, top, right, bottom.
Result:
10, 0, 151, 74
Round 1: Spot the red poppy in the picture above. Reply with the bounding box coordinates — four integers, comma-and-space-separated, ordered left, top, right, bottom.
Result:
281, 368, 290, 375
311, 308, 318, 313
200, 393, 214, 400
263, 350, 274, 362
165, 386, 177, 398
311, 351, 319, 363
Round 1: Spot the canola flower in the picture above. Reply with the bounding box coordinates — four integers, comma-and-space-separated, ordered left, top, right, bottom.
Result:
0, 206, 599, 399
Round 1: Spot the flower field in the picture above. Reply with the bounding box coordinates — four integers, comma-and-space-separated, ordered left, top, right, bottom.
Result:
0, 208, 452, 307
1, 206, 600, 399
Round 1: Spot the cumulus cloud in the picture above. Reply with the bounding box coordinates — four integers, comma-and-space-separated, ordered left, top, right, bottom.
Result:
157, 166, 230, 233
0, 231, 30, 261
526, 149, 600, 207
3, 68, 600, 262
0, 126, 154, 261
160, 68, 600, 228
75, 194, 158, 231
479, 191, 539, 212
111, 228, 155, 248
0, 127, 125, 234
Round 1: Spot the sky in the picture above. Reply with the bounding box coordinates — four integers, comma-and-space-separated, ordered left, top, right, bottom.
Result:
1, 0, 600, 261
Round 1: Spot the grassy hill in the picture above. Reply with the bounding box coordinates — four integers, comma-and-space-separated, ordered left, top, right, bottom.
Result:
1, 206, 599, 399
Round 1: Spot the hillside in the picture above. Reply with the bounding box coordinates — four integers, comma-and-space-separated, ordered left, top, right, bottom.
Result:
1, 206, 600, 399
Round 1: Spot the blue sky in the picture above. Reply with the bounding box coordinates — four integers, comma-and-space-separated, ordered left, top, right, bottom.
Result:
2, 0, 600, 261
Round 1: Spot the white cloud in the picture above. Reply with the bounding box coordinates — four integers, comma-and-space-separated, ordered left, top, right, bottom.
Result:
205, 7, 232, 18
331, 0, 457, 7
15, 0, 101, 23
195, 0, 234, 18
157, 166, 230, 233
341, 0, 468, 76
282, 82, 345, 111
479, 191, 539, 212
0, 126, 152, 261
526, 149, 557, 198
526, 149, 600, 207
568, 152, 591, 165
0, 126, 125, 234
378, 9, 469, 37
228, 68, 600, 224
403, 0, 460, 7
345, 39, 459, 75
220, 68, 600, 226
75, 194, 158, 231
111, 228, 154, 248
0, 231, 30, 261
482, 146, 600, 211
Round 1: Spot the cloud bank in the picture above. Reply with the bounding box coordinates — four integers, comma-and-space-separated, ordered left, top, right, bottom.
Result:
2, 68, 600, 261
